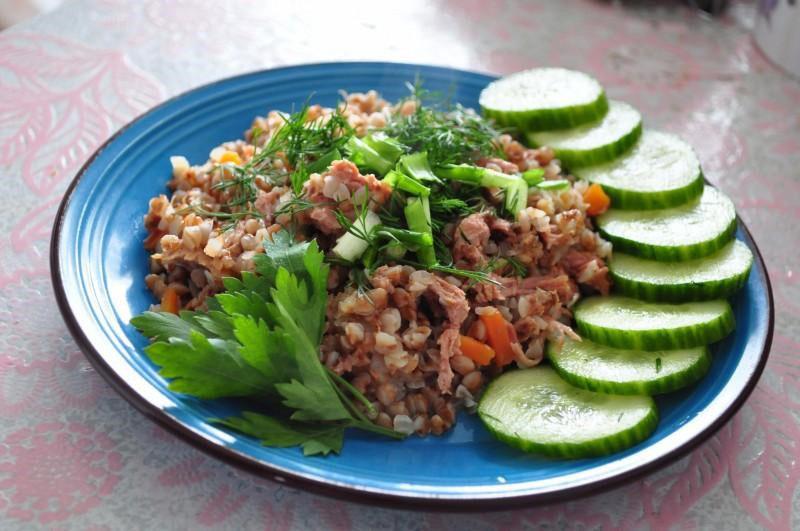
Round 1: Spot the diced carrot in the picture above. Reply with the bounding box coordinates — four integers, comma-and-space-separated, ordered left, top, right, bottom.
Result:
478, 308, 516, 367
583, 183, 611, 216
459, 335, 496, 366
160, 287, 180, 314
219, 150, 242, 165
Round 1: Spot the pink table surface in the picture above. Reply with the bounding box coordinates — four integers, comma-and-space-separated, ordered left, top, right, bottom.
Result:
1, 0, 798, 529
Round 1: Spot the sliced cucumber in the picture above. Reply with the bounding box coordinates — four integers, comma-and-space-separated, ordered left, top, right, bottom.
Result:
525, 100, 642, 168
610, 240, 753, 302
548, 338, 711, 395
573, 131, 703, 210
480, 68, 609, 131
331, 210, 380, 262
479, 366, 657, 458
574, 295, 734, 351
597, 185, 736, 261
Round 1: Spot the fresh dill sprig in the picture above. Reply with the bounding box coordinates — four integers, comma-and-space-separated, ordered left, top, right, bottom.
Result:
201, 100, 354, 231
377, 191, 406, 227
433, 235, 454, 264
428, 196, 479, 232
279, 101, 353, 168
384, 80, 505, 167
175, 204, 262, 232
274, 196, 331, 219
350, 267, 374, 300
333, 199, 373, 243
503, 256, 528, 278
290, 161, 309, 196
430, 263, 501, 286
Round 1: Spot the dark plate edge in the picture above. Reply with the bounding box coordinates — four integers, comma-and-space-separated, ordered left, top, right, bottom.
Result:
49, 62, 775, 512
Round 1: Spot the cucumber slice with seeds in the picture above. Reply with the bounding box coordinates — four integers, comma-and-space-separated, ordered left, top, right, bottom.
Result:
573, 131, 703, 210
480, 68, 609, 131
574, 296, 735, 351
610, 240, 753, 302
597, 185, 736, 261
548, 338, 711, 395
525, 100, 642, 168
479, 366, 657, 458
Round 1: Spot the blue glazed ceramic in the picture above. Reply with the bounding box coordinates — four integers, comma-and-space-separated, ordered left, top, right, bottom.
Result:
51, 62, 773, 509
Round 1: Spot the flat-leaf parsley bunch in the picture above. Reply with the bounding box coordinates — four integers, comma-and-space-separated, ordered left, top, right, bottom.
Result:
132, 231, 402, 456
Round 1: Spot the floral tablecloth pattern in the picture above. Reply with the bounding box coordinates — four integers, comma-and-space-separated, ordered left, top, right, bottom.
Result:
1, 1, 798, 529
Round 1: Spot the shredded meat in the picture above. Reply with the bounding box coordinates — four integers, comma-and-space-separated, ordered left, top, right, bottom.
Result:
453, 213, 491, 268
489, 216, 513, 236
437, 329, 461, 396
300, 160, 392, 236
500, 273, 578, 304
309, 207, 341, 235
562, 250, 611, 295
325, 159, 392, 204
497, 134, 555, 170
428, 276, 470, 327
254, 187, 286, 223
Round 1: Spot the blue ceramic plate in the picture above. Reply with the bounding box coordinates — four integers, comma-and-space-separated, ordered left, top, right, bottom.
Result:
51, 62, 773, 509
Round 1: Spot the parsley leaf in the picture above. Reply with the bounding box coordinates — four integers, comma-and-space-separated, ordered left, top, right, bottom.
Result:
132, 230, 404, 456
231, 315, 298, 385
276, 378, 352, 422
259, 230, 312, 279
214, 412, 345, 456
130, 311, 201, 342
184, 310, 237, 341
144, 330, 271, 399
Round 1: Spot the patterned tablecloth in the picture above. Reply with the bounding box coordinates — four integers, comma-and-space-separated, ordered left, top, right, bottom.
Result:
1, 0, 798, 528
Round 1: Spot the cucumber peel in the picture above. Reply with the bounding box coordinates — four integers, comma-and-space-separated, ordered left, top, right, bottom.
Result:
480, 68, 609, 131
610, 240, 753, 302
479, 366, 658, 458
548, 338, 711, 395
574, 131, 703, 210
574, 295, 735, 351
597, 185, 737, 261
526, 100, 642, 169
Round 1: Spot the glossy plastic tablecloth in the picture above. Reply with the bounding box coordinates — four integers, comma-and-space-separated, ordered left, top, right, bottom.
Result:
1, 1, 798, 529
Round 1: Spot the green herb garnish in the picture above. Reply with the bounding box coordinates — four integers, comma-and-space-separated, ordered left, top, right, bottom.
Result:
384, 81, 504, 167
188, 102, 353, 229
132, 231, 402, 455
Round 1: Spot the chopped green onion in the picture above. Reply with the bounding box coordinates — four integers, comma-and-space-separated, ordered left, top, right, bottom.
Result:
364, 133, 406, 165
331, 209, 381, 262
435, 163, 484, 184
383, 241, 408, 260
344, 137, 393, 175
435, 164, 520, 189
537, 179, 571, 191
480, 168, 522, 189
362, 246, 379, 269
375, 226, 433, 249
522, 168, 545, 186
506, 180, 529, 217
402, 196, 436, 265
306, 148, 341, 174
397, 152, 442, 183
382, 170, 430, 197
